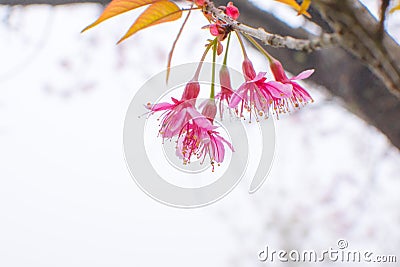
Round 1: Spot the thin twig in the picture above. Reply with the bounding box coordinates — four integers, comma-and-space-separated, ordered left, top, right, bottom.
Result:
204, 0, 339, 52
166, 5, 193, 82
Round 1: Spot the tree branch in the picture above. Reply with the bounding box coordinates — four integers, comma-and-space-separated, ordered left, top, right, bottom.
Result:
205, 0, 339, 52
314, 0, 400, 99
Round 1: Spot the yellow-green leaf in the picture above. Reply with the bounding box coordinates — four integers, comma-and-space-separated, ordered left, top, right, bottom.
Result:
82, 0, 163, 32
390, 2, 400, 13
298, 0, 311, 17
275, 0, 299, 7
274, 0, 311, 18
117, 1, 182, 44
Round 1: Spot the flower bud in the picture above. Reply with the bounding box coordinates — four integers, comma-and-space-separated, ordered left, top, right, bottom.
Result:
219, 65, 233, 94
181, 80, 200, 101
201, 99, 217, 122
269, 58, 289, 82
226, 2, 240, 20
242, 58, 257, 81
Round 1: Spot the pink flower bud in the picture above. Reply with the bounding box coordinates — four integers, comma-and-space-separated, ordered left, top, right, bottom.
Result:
209, 24, 220, 36
219, 65, 233, 94
270, 58, 290, 83
201, 99, 217, 121
242, 58, 257, 81
216, 66, 234, 119
225, 2, 240, 20
181, 80, 200, 101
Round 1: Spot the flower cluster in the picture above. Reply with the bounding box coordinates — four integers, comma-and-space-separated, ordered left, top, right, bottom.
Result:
224, 56, 314, 121
84, 0, 318, 168
147, 79, 234, 171
147, 1, 314, 168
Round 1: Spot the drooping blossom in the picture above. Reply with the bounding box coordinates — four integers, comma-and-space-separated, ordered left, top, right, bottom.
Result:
229, 57, 294, 119
259, 79, 293, 117
199, 98, 234, 165
229, 58, 267, 118
176, 116, 234, 170
147, 80, 200, 139
176, 99, 234, 170
269, 58, 314, 108
216, 65, 234, 119
228, 58, 285, 119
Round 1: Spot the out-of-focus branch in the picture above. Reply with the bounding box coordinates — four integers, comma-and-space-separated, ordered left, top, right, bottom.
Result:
314, 0, 400, 99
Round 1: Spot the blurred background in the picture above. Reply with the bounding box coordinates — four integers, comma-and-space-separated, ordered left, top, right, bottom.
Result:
0, 0, 399, 266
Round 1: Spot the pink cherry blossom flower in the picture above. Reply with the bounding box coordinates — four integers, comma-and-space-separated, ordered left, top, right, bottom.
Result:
260, 79, 293, 117
176, 117, 234, 170
270, 58, 314, 108
229, 58, 294, 119
229, 58, 271, 119
147, 80, 200, 139
176, 98, 234, 169
229, 75, 268, 119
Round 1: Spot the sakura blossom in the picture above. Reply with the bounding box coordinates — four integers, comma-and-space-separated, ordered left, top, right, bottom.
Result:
147, 80, 200, 139
176, 117, 234, 170
269, 58, 314, 108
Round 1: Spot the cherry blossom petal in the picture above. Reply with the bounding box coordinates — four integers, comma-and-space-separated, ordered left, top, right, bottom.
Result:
228, 84, 247, 108
291, 69, 315, 81
149, 102, 175, 111
249, 72, 267, 83
265, 81, 293, 98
